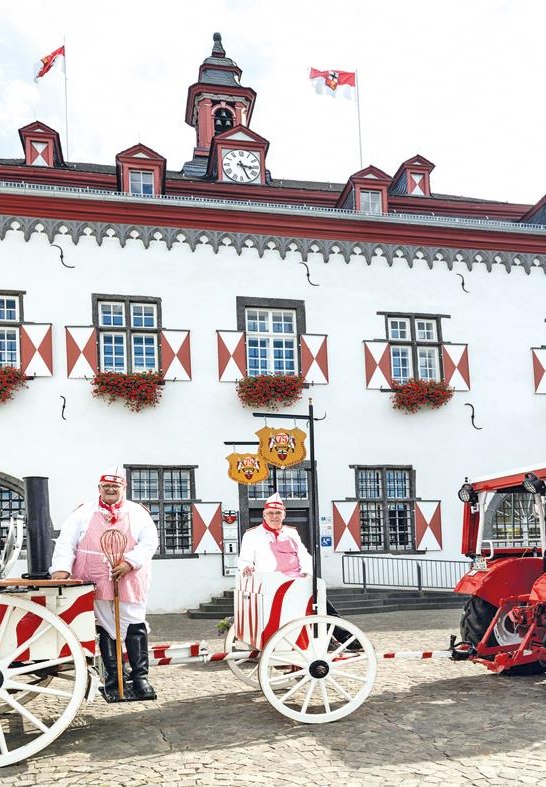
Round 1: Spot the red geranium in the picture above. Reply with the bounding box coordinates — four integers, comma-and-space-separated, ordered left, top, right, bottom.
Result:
91, 371, 164, 413
0, 367, 28, 404
391, 378, 454, 414
236, 374, 304, 410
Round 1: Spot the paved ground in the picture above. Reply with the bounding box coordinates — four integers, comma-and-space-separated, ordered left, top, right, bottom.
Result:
3, 608, 546, 786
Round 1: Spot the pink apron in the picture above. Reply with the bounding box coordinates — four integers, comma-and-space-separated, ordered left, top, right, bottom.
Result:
71, 509, 150, 603
269, 535, 301, 577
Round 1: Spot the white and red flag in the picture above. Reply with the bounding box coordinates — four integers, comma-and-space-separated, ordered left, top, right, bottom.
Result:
34, 46, 65, 82
309, 68, 356, 100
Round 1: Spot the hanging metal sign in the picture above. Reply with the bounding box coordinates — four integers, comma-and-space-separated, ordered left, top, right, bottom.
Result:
226, 452, 269, 485
255, 426, 307, 468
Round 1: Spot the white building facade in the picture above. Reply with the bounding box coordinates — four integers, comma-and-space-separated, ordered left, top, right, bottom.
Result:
2, 34, 546, 611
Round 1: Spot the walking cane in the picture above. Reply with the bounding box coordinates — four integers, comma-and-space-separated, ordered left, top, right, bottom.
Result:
100, 528, 128, 699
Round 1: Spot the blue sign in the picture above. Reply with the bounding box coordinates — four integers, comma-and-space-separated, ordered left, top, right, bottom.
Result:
320, 536, 332, 547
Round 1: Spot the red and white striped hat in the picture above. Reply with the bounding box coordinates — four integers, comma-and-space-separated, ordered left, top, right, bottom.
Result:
99, 465, 126, 486
264, 492, 285, 511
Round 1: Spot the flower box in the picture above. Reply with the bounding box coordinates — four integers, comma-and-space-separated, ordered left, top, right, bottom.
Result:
91, 371, 164, 413
236, 374, 304, 410
0, 367, 28, 405
391, 378, 454, 414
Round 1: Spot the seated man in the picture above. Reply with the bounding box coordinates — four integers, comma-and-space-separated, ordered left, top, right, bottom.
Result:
238, 492, 361, 650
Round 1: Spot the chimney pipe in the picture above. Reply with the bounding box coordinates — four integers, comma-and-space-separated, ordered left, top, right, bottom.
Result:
23, 476, 54, 579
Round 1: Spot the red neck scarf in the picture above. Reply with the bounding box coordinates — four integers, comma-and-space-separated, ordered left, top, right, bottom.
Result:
98, 495, 125, 525
262, 521, 283, 539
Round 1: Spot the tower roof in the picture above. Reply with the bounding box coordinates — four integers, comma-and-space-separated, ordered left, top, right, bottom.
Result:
198, 32, 243, 87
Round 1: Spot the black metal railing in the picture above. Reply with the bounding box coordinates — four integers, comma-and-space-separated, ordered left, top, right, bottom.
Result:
342, 554, 471, 591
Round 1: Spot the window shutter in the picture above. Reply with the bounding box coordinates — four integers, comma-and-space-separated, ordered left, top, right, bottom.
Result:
442, 343, 470, 391
160, 330, 191, 381
20, 324, 53, 377
65, 327, 98, 378
531, 348, 546, 393
191, 502, 222, 554
414, 500, 442, 551
300, 334, 328, 384
332, 501, 361, 552
363, 340, 392, 389
217, 330, 247, 382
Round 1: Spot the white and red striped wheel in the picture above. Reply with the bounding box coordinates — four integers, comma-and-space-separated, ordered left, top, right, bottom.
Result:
0, 595, 88, 768
258, 615, 377, 724
224, 625, 261, 688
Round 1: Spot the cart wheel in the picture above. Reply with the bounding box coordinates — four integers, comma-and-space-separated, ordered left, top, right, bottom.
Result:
0, 594, 88, 767
258, 614, 377, 724
224, 625, 293, 690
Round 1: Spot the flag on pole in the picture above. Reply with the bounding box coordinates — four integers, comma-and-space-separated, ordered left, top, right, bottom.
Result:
309, 68, 356, 100
34, 46, 65, 82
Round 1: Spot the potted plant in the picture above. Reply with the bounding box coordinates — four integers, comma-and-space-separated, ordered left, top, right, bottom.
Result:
236, 373, 304, 410
0, 366, 28, 405
91, 371, 164, 413
391, 378, 454, 414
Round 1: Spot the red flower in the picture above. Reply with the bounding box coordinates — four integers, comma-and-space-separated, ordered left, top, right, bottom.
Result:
91, 371, 164, 412
236, 374, 304, 410
390, 378, 454, 414
0, 366, 28, 404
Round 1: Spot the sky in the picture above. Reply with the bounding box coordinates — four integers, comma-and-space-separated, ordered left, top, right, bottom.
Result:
0, 0, 544, 205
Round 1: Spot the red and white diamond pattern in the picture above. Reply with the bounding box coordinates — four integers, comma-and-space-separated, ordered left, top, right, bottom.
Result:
191, 503, 222, 554
161, 330, 191, 380
65, 326, 98, 378
333, 501, 361, 552
408, 172, 425, 196
415, 501, 442, 551
217, 330, 246, 382
532, 349, 546, 393
363, 341, 392, 389
300, 334, 329, 384
20, 323, 53, 376
442, 344, 470, 391
29, 140, 51, 167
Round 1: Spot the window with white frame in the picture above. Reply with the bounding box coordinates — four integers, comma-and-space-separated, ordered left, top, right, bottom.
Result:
356, 466, 415, 552
94, 296, 160, 373
126, 466, 195, 557
386, 314, 442, 384
129, 170, 154, 196
245, 308, 297, 376
247, 467, 308, 501
0, 293, 23, 368
360, 190, 382, 215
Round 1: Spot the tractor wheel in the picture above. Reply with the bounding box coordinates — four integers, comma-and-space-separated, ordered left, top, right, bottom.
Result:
460, 595, 546, 676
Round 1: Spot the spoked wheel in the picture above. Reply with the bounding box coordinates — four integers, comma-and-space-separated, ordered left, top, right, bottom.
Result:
0, 595, 88, 767
224, 625, 293, 690
258, 614, 377, 723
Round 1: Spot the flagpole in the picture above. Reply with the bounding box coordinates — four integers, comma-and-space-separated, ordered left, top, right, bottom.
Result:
355, 69, 363, 170
63, 39, 70, 161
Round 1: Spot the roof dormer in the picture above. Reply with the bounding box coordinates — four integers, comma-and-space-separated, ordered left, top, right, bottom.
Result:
115, 143, 166, 196
389, 155, 435, 197
19, 121, 65, 167
336, 165, 392, 214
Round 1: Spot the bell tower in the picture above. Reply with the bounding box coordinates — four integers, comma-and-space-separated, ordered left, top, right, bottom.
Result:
182, 33, 257, 177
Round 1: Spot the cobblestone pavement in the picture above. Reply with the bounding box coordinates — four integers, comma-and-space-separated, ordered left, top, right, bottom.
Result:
3, 608, 546, 786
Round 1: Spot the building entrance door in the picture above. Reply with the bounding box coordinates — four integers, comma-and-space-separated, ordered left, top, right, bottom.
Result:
246, 507, 311, 551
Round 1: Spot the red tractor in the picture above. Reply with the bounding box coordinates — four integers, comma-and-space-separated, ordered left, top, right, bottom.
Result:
454, 463, 546, 674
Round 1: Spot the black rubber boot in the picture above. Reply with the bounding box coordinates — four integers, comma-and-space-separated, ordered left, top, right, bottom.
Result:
125, 622, 157, 700
97, 626, 127, 697
326, 601, 363, 651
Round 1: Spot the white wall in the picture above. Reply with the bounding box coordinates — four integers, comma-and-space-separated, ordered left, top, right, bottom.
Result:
2, 224, 546, 609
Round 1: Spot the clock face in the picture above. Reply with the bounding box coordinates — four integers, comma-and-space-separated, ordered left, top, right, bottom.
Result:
222, 149, 261, 183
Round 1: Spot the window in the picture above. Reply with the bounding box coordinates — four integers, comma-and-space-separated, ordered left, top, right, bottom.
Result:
129, 170, 154, 196
356, 466, 415, 552
360, 190, 382, 216
483, 492, 541, 549
248, 467, 309, 501
0, 481, 25, 551
0, 293, 23, 368
126, 466, 195, 557
386, 315, 442, 384
245, 308, 297, 376
94, 296, 160, 373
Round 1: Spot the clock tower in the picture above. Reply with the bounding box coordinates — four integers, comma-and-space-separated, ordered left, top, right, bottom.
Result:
182, 33, 257, 178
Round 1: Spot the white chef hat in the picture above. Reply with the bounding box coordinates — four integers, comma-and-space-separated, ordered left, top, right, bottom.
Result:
264, 492, 285, 511
99, 465, 126, 486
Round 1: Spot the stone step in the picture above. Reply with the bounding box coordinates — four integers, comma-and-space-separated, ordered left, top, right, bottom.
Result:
186, 600, 467, 619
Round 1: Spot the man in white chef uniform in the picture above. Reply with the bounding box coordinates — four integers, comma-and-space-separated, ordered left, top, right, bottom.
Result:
238, 492, 361, 649
50, 466, 159, 700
